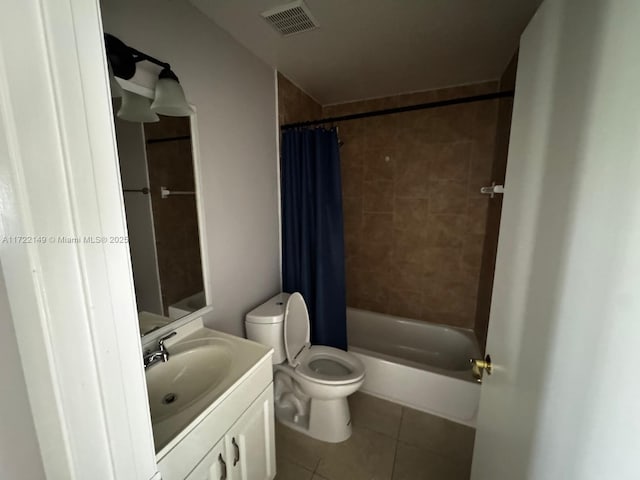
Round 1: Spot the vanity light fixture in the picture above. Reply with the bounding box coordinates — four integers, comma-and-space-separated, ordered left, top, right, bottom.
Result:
151, 68, 194, 116
104, 33, 192, 120
117, 90, 160, 123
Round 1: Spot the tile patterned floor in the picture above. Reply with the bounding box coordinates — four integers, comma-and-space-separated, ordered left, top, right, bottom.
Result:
274, 392, 476, 480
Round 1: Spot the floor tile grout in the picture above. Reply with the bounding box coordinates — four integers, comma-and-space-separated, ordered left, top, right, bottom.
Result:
276, 393, 474, 480
395, 438, 472, 463
351, 422, 399, 441
389, 406, 405, 480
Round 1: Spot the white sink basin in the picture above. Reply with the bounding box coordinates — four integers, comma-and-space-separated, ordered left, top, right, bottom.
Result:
146, 338, 232, 422
144, 325, 271, 452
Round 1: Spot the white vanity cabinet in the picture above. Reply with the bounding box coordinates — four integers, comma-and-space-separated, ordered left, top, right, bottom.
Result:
185, 438, 226, 480
224, 386, 275, 480
186, 386, 275, 480
156, 348, 275, 480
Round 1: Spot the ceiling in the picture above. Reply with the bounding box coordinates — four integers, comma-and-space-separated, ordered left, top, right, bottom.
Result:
190, 0, 542, 105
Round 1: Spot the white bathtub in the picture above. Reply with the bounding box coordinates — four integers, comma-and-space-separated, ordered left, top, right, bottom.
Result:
347, 308, 481, 427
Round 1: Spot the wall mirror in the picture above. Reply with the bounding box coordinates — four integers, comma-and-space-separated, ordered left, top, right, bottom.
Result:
112, 89, 209, 337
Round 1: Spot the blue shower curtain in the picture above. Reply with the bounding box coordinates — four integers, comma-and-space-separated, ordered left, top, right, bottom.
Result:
281, 127, 347, 350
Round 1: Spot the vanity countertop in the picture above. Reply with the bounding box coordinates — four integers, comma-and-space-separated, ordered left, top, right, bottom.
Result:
145, 319, 272, 454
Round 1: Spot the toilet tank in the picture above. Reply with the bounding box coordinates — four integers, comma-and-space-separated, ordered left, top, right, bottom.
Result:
245, 292, 291, 364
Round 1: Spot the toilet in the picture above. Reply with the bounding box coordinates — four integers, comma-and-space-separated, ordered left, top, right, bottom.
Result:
245, 292, 365, 443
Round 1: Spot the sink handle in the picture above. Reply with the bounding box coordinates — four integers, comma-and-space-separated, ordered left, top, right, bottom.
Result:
218, 453, 227, 480
158, 331, 177, 350
232, 437, 240, 466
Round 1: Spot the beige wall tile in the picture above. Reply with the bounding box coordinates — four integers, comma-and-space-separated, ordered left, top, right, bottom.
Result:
462, 233, 486, 277
429, 180, 468, 214
341, 159, 364, 198
428, 105, 475, 143
422, 278, 477, 323
277, 73, 322, 125
364, 152, 395, 181
424, 247, 462, 280
394, 156, 430, 198
393, 197, 429, 231
468, 140, 495, 198
363, 180, 394, 213
362, 213, 394, 245
388, 261, 424, 292
392, 227, 429, 265
352, 241, 393, 272
473, 102, 499, 144
388, 289, 424, 319
428, 142, 472, 181
281, 78, 501, 332
425, 214, 467, 247
466, 198, 489, 235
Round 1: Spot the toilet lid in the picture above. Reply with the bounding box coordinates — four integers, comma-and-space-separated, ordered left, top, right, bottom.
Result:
284, 292, 310, 367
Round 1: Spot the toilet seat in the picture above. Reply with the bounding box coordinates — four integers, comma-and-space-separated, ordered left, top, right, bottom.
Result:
284, 293, 364, 386
296, 345, 365, 386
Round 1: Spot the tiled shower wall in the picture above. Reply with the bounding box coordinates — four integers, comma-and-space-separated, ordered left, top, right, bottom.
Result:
323, 85, 499, 329
277, 75, 502, 331
278, 73, 323, 125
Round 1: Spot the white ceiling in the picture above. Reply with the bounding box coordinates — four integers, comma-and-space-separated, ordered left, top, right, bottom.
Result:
190, 0, 542, 105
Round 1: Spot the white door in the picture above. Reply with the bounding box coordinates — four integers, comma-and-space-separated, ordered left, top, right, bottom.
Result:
185, 438, 228, 480
226, 386, 276, 480
471, 0, 640, 479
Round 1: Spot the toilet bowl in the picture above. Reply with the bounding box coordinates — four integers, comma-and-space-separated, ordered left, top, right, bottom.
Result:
245, 292, 365, 443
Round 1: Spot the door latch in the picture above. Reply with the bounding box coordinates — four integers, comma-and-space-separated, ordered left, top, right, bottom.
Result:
470, 355, 493, 382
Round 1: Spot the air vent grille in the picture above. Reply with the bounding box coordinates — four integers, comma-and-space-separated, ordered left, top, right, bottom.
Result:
261, 1, 318, 36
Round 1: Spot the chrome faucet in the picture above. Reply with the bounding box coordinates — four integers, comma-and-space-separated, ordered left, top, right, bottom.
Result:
143, 331, 177, 369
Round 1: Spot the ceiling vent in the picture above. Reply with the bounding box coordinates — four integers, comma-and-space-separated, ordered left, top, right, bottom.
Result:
261, 0, 318, 36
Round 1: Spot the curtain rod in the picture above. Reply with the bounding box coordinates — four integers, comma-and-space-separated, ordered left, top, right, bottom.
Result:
280, 90, 515, 130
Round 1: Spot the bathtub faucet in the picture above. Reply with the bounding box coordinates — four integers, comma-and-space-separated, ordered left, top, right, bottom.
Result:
143, 331, 177, 369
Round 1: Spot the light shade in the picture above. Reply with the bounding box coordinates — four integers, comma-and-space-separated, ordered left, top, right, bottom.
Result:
117, 91, 159, 123
150, 68, 194, 117
108, 62, 123, 98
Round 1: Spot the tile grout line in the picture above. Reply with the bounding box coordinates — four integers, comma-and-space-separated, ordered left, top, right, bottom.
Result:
389, 406, 405, 480
312, 456, 322, 477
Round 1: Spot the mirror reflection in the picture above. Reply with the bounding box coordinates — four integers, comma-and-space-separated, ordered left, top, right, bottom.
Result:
113, 101, 205, 336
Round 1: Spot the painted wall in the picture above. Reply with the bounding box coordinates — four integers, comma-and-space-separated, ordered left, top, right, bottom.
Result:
0, 268, 45, 479
323, 84, 499, 330
101, 0, 281, 335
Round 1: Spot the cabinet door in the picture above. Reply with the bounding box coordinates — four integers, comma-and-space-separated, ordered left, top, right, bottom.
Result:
226, 385, 275, 480
185, 438, 229, 480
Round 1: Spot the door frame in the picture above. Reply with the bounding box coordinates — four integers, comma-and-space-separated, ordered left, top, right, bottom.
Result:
0, 0, 158, 478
